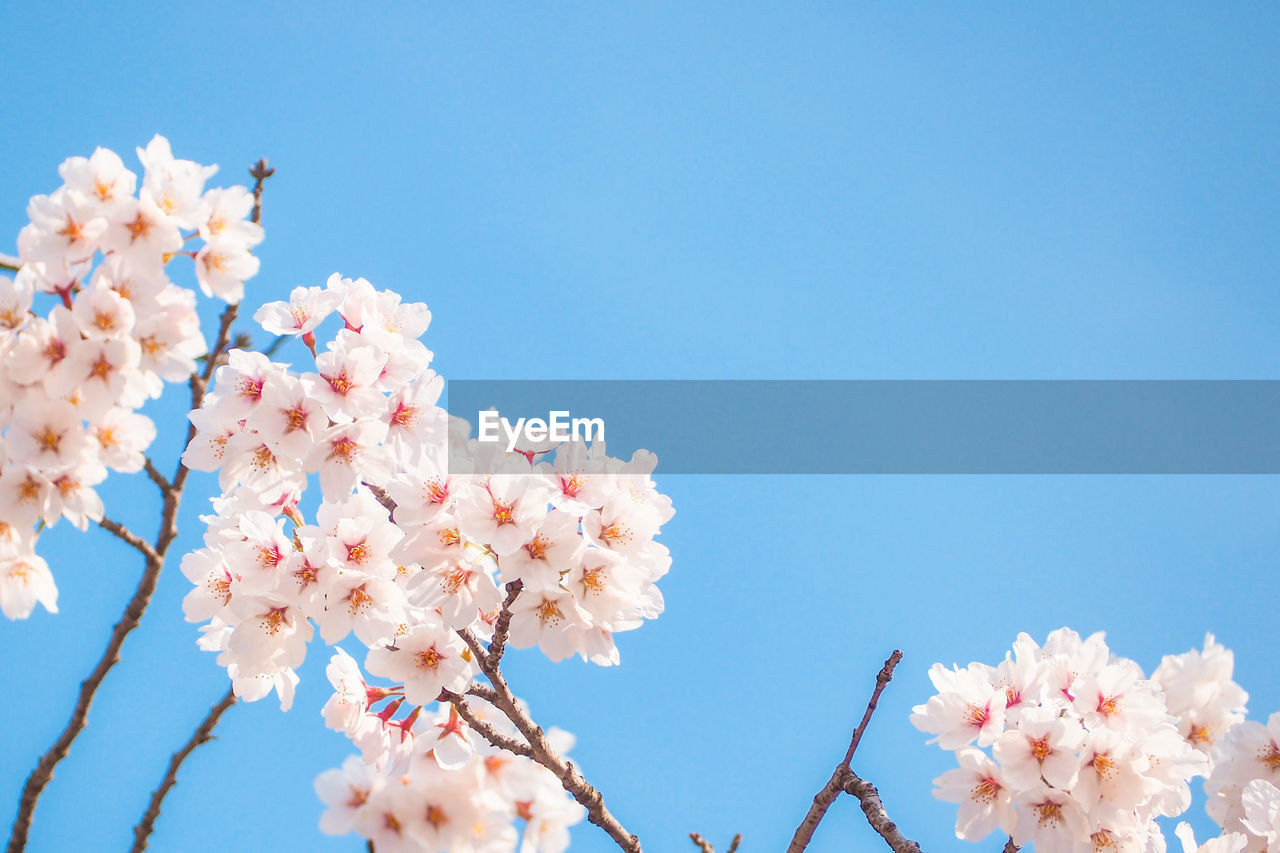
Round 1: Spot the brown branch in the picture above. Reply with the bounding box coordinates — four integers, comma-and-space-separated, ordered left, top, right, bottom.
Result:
455, 578, 521, 669
842, 772, 922, 853
442, 692, 535, 760
172, 300, 237, 496
0, 252, 19, 272
7, 539, 170, 852
249, 158, 273, 224
172, 157, 270, 493
96, 517, 158, 562
130, 686, 236, 852
5, 159, 271, 853
488, 579, 522, 664
466, 682, 499, 704
1002, 839, 1019, 853
785, 650, 903, 853
457, 629, 642, 852
689, 833, 742, 853
364, 483, 396, 516
143, 457, 170, 493
457, 628, 489, 670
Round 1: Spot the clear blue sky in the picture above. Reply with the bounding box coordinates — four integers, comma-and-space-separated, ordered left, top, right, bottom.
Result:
2, 3, 1278, 851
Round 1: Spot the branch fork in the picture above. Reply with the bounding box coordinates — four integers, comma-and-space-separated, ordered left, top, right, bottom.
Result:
786, 650, 923, 853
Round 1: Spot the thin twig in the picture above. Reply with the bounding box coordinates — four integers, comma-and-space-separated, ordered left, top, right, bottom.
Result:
842, 772, 922, 853
0, 252, 19, 272
457, 629, 642, 852
364, 483, 396, 516
249, 158, 273, 224
177, 300, 236, 491
690, 834, 714, 853
260, 333, 288, 358
96, 517, 158, 562
488, 579, 523, 664
442, 692, 535, 760
466, 682, 499, 704
7, 542, 171, 852
130, 687, 237, 852
169, 161, 269, 493
6, 160, 272, 853
689, 833, 743, 853
1002, 839, 1019, 853
844, 650, 902, 765
785, 650, 903, 853
457, 628, 489, 669
143, 457, 170, 493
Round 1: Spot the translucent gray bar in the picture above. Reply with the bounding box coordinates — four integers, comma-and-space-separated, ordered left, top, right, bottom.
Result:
445, 381, 1280, 474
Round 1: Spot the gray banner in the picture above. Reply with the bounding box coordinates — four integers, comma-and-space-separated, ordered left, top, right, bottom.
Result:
445, 380, 1280, 474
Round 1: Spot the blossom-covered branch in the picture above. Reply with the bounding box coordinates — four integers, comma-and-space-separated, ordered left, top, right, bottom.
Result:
172, 267, 674, 850
458, 624, 644, 852
4, 145, 269, 852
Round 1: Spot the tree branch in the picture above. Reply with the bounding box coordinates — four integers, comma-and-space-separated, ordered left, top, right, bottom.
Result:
690, 834, 715, 853
487, 579, 522, 664
364, 483, 396, 517
175, 302, 237, 495
249, 158, 273, 225
842, 771, 922, 853
173, 158, 269, 493
1002, 839, 1019, 853
442, 692, 535, 760
785, 650, 903, 853
0, 252, 19, 272
130, 687, 237, 852
5, 159, 272, 853
143, 457, 170, 493
457, 629, 642, 852
96, 517, 158, 562
689, 833, 741, 853
466, 682, 499, 705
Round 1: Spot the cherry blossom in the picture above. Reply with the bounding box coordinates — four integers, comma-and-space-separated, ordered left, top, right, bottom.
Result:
1155, 634, 1250, 760
0, 136, 262, 619
931, 747, 1016, 842
176, 271, 672, 849
916, 629, 1211, 852
1205, 712, 1280, 846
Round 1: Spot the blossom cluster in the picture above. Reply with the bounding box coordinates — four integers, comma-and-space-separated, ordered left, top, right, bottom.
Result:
0, 137, 261, 620
913, 630, 1280, 853
317, 651, 584, 853
178, 273, 672, 849
1203, 713, 1280, 852
1152, 636, 1250, 768
912, 629, 1221, 853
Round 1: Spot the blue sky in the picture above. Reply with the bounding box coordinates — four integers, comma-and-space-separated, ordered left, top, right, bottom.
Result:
2, 3, 1279, 851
